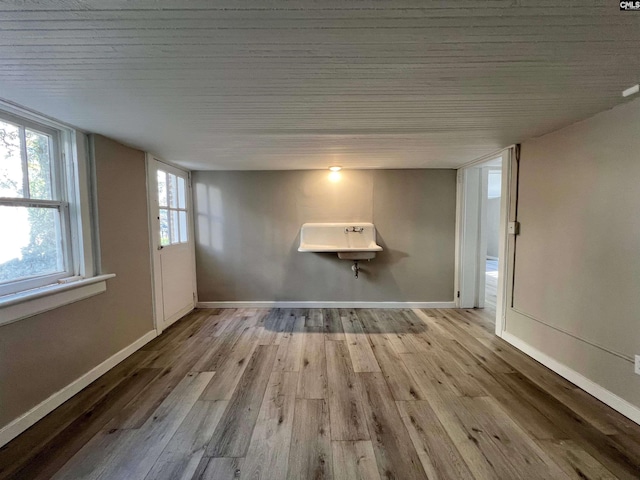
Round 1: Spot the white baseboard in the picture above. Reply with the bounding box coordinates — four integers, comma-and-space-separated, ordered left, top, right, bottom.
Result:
196, 301, 456, 309
501, 332, 640, 426
0, 330, 158, 448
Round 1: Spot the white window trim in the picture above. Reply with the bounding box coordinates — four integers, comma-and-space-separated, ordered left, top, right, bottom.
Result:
0, 100, 114, 325
0, 273, 115, 326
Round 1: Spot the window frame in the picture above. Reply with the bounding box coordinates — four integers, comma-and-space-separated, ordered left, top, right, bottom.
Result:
0, 101, 112, 326
157, 169, 189, 246
0, 110, 75, 295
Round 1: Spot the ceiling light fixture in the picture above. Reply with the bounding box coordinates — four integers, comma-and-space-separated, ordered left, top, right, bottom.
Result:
328, 166, 342, 172
622, 84, 639, 97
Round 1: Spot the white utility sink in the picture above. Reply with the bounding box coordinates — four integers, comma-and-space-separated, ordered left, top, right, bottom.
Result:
298, 222, 383, 260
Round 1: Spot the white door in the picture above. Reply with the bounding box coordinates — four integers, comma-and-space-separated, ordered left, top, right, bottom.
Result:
147, 156, 196, 332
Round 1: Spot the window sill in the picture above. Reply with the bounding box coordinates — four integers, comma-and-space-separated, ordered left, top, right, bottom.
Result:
0, 274, 116, 327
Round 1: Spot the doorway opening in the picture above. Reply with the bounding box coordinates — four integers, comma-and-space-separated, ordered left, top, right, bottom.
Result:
484, 167, 502, 316
455, 148, 512, 335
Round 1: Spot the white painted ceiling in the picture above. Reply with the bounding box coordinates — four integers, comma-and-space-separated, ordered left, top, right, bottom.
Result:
1, 1, 639, 170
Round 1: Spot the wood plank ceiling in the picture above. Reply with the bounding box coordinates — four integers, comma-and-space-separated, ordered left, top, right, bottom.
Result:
0, 1, 639, 170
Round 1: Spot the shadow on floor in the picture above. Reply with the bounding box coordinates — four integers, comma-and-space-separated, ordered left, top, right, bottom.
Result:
208, 307, 493, 335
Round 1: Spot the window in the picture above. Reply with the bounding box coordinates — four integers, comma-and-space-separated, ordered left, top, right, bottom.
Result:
0, 113, 73, 295
0, 103, 111, 324
157, 170, 188, 246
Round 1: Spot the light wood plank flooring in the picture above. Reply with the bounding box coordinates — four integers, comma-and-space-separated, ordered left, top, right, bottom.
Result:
1, 308, 640, 479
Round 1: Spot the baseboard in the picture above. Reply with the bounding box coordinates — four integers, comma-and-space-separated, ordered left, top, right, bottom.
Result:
196, 301, 456, 309
501, 331, 640, 426
0, 330, 158, 448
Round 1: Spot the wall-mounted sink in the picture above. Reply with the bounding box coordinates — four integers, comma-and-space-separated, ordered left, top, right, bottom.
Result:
298, 222, 383, 260
337, 250, 376, 260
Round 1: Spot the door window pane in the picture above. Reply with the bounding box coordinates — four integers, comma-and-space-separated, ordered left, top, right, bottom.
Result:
157, 167, 188, 247
170, 210, 179, 243
168, 173, 178, 208
0, 205, 64, 283
26, 129, 53, 200
179, 211, 187, 243
159, 208, 170, 246
0, 119, 25, 198
157, 170, 167, 207
177, 176, 186, 209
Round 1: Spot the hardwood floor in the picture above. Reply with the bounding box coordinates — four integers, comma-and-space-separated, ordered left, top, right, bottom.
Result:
1, 308, 640, 479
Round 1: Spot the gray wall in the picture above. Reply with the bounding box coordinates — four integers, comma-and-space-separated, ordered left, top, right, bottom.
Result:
193, 169, 456, 302
506, 97, 640, 408
0, 135, 155, 428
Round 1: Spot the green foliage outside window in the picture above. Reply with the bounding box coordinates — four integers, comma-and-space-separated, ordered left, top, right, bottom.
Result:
0, 122, 62, 284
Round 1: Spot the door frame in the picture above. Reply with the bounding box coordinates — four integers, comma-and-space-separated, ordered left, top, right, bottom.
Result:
145, 153, 198, 335
454, 146, 514, 337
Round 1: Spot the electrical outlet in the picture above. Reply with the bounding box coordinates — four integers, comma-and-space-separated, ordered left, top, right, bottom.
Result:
635, 355, 640, 375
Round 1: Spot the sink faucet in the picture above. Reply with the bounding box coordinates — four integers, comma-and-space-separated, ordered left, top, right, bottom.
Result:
345, 226, 364, 233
